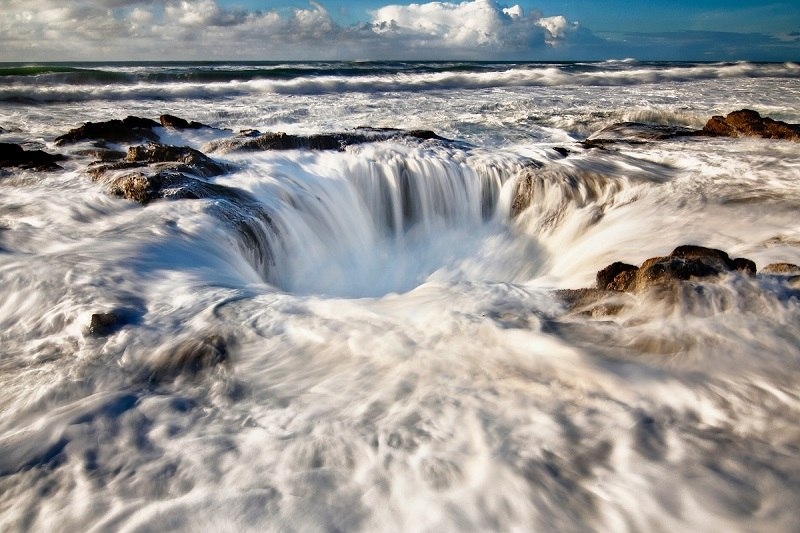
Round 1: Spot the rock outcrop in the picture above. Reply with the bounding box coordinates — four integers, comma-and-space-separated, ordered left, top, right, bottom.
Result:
87, 142, 231, 204
55, 116, 160, 146
0, 142, 63, 170
159, 114, 212, 130
205, 128, 448, 153
596, 245, 756, 293
702, 109, 800, 141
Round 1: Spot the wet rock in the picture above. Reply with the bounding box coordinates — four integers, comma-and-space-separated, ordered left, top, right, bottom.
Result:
561, 245, 766, 314
143, 334, 230, 383
582, 122, 701, 147
159, 114, 211, 130
552, 147, 570, 158
54, 116, 160, 146
205, 129, 448, 153
702, 109, 800, 142
556, 288, 630, 317
596, 261, 639, 291
761, 262, 800, 275
88, 143, 230, 203
124, 143, 227, 177
86, 312, 124, 337
0, 142, 63, 170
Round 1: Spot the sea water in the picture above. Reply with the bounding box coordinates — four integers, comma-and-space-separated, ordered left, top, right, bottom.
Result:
1, 61, 800, 531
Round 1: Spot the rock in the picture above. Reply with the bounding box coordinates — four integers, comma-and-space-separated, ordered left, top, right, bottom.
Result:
105, 170, 233, 205
54, 116, 160, 146
86, 312, 124, 337
88, 143, 229, 197
761, 263, 800, 275
596, 262, 639, 291
702, 109, 800, 141
142, 334, 230, 384
205, 129, 448, 154
582, 122, 700, 147
556, 288, 630, 317
552, 147, 570, 158
124, 143, 227, 177
593, 245, 756, 295
732, 257, 757, 276
159, 114, 211, 130
0, 142, 63, 170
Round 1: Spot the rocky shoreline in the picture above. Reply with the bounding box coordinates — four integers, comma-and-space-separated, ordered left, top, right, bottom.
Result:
3, 110, 799, 321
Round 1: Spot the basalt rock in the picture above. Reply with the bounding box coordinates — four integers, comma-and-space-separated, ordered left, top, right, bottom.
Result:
88, 142, 229, 198
159, 114, 212, 130
205, 129, 448, 154
0, 142, 63, 170
55, 116, 160, 146
124, 142, 227, 177
702, 109, 800, 141
560, 245, 768, 316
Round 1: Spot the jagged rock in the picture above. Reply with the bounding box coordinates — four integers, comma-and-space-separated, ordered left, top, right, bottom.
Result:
88, 143, 229, 193
591, 245, 758, 297
0, 142, 63, 170
205, 129, 448, 154
54, 116, 160, 146
159, 114, 211, 130
124, 143, 227, 177
106, 170, 234, 205
702, 109, 800, 141
761, 263, 800, 275
596, 262, 639, 291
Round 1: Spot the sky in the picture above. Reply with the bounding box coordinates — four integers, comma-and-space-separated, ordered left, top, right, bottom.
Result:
1, 0, 798, 62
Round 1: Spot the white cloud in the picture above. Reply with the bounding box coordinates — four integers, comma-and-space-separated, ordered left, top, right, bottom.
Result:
0, 0, 592, 61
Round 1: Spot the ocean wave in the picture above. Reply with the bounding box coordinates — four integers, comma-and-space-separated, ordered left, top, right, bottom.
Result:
1, 61, 797, 103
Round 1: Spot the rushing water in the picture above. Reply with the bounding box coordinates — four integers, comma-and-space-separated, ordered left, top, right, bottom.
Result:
1, 61, 800, 532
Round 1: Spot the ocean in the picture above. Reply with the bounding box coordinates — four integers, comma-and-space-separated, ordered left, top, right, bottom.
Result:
1, 61, 800, 531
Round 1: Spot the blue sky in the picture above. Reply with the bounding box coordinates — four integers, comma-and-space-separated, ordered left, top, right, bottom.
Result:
1, 0, 798, 61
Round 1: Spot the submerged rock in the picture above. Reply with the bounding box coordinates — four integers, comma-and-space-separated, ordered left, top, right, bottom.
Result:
55, 116, 160, 146
702, 109, 800, 141
582, 122, 700, 147
0, 142, 63, 170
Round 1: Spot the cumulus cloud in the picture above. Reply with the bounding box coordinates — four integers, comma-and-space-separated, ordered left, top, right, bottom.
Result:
0, 0, 589, 61
0, 0, 794, 61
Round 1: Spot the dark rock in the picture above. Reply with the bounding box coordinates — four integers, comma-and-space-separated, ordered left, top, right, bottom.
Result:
596, 262, 639, 291
159, 114, 211, 130
54, 116, 160, 146
124, 143, 227, 177
702, 109, 800, 141
761, 263, 800, 275
86, 312, 124, 337
592, 245, 757, 295
0, 142, 63, 170
582, 122, 701, 147
106, 170, 234, 205
633, 255, 720, 291
669, 245, 735, 271
732, 257, 757, 276
205, 129, 449, 154
553, 147, 570, 158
